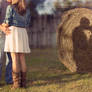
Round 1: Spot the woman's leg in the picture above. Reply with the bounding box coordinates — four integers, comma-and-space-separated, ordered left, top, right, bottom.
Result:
19, 53, 27, 72
19, 53, 27, 87
11, 53, 20, 72
10, 53, 21, 88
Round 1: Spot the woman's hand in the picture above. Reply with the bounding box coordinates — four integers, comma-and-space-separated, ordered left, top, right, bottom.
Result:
2, 23, 9, 27
0, 24, 11, 35
3, 27, 11, 35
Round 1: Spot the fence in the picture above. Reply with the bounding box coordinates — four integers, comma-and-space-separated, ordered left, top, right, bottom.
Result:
27, 14, 61, 48
0, 0, 61, 48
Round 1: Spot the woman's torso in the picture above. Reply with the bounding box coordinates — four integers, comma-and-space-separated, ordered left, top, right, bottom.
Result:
5, 5, 31, 28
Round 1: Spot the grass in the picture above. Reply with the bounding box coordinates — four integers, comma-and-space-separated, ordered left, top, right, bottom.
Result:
1, 48, 92, 92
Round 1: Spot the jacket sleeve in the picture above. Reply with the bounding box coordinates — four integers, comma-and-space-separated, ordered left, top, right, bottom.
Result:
4, 5, 13, 25
25, 9, 31, 27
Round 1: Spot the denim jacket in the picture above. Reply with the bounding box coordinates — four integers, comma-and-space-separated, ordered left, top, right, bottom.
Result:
4, 5, 31, 28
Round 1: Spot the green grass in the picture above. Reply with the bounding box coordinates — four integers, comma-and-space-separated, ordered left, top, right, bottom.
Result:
1, 48, 92, 92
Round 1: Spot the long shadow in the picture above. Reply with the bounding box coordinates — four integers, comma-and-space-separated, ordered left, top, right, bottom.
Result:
72, 17, 92, 72
27, 17, 92, 87
28, 72, 92, 87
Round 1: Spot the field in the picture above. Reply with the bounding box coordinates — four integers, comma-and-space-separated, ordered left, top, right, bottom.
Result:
0, 48, 92, 92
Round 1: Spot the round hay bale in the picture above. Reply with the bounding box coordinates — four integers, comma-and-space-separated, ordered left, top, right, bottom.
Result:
57, 8, 92, 73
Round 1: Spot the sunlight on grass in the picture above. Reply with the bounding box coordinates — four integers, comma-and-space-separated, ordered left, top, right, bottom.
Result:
0, 48, 92, 92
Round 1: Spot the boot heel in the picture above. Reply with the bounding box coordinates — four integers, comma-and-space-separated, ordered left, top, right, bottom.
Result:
21, 72, 27, 88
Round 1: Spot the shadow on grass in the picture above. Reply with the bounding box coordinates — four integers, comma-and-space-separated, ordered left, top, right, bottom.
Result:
26, 48, 92, 88
27, 72, 92, 87
0, 83, 6, 87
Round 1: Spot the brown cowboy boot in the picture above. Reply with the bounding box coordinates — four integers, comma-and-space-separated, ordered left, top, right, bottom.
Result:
11, 72, 21, 89
21, 72, 27, 88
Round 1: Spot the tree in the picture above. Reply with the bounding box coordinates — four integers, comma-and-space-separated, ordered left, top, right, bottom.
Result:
54, 0, 73, 9
54, 1, 61, 9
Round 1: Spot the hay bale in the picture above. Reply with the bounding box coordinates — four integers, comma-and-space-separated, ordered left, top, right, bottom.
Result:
57, 8, 92, 73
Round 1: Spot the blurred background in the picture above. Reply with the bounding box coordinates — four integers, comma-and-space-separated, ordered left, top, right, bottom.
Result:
0, 0, 92, 48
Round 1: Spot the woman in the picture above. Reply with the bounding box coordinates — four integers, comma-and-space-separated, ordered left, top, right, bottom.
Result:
3, 0, 31, 89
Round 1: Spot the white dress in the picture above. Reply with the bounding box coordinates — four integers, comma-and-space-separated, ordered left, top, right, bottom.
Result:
4, 26, 31, 53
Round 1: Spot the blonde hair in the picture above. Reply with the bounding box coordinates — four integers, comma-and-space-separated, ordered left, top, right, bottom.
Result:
12, 0, 26, 15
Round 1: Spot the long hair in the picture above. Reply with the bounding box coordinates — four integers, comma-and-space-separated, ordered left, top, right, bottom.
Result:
12, 0, 26, 16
